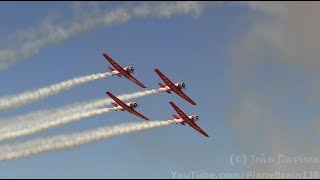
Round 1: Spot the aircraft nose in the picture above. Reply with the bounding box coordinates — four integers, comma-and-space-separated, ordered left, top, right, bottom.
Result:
181, 82, 186, 88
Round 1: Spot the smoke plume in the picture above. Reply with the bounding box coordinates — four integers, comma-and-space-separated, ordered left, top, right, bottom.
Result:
0, 72, 112, 110
0, 119, 182, 161
0, 2, 205, 70
0, 107, 120, 141
0, 88, 165, 135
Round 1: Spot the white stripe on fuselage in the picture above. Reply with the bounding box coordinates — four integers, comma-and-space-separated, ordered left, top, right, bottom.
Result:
173, 115, 194, 120
115, 103, 133, 109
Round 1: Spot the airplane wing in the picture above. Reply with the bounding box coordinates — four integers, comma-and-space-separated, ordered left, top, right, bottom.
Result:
155, 69, 197, 105
103, 53, 124, 72
174, 89, 197, 105
121, 73, 147, 88
184, 119, 209, 137
103, 53, 147, 88
107, 92, 150, 121
124, 107, 150, 121
169, 102, 209, 137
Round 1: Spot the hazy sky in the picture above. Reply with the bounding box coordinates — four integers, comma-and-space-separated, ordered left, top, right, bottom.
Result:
0, 2, 319, 178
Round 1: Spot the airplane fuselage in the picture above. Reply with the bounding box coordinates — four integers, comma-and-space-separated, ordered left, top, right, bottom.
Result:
110, 66, 134, 76
174, 114, 199, 125
113, 102, 138, 111
161, 82, 186, 91
174, 114, 199, 121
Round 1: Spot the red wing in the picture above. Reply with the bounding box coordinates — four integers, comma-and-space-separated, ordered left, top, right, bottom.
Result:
107, 92, 131, 109
174, 89, 197, 105
169, 101, 190, 120
103, 53, 146, 88
107, 92, 149, 121
103, 53, 125, 73
125, 108, 150, 121
185, 121, 209, 137
169, 102, 209, 137
155, 69, 196, 105
121, 73, 147, 88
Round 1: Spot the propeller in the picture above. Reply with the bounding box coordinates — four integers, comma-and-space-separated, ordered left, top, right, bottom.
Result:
131, 102, 138, 109
129, 64, 135, 75
181, 81, 187, 90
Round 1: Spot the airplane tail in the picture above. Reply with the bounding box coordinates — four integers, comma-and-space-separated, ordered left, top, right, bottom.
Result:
112, 102, 124, 111
108, 67, 122, 77
172, 114, 179, 119
158, 83, 171, 94
108, 67, 115, 71
173, 114, 185, 125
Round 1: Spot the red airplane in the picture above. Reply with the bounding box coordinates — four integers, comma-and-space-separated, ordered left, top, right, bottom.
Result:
103, 53, 147, 88
155, 69, 197, 105
106, 91, 150, 121
170, 101, 209, 137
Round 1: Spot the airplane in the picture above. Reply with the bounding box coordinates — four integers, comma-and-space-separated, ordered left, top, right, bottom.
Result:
155, 69, 197, 105
103, 53, 147, 88
106, 91, 150, 121
170, 101, 209, 137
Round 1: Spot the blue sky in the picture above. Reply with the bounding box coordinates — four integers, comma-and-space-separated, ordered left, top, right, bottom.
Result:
0, 2, 319, 178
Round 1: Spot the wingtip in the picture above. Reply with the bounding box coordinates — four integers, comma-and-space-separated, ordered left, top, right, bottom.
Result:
169, 101, 177, 108
103, 53, 111, 59
203, 132, 209, 137
140, 84, 147, 88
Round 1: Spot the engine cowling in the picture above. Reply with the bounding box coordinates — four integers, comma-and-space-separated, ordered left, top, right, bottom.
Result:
127, 66, 134, 73
177, 82, 186, 89
193, 115, 199, 121
130, 102, 138, 108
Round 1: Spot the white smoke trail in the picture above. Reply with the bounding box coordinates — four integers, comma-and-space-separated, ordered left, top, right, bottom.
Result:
0, 107, 121, 141
0, 72, 112, 110
0, 2, 286, 70
0, 2, 205, 70
0, 88, 166, 134
0, 119, 182, 161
